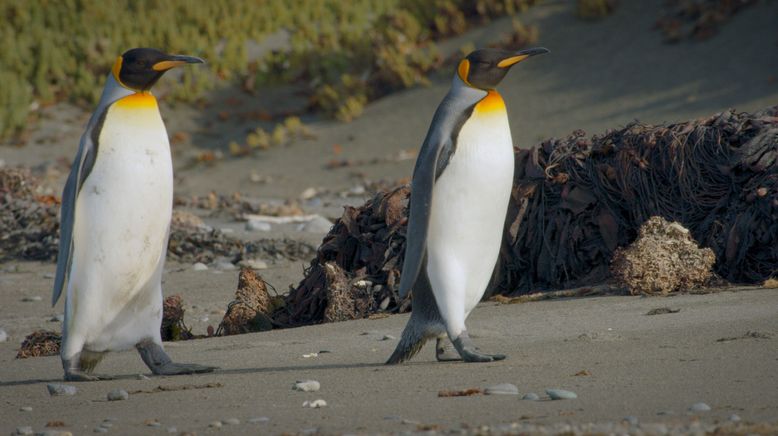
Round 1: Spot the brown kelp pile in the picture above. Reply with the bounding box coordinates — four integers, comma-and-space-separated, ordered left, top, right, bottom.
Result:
277, 106, 777, 326
160, 295, 196, 341
655, 0, 757, 42
0, 167, 59, 261
16, 330, 61, 359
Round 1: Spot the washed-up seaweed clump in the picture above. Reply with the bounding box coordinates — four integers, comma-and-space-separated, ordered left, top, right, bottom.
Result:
0, 168, 60, 261
217, 268, 276, 335
16, 330, 61, 359
280, 106, 777, 326
655, 0, 757, 42
160, 295, 196, 341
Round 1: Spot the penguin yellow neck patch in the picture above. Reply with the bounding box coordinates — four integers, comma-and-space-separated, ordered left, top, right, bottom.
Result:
114, 93, 158, 109
474, 89, 506, 115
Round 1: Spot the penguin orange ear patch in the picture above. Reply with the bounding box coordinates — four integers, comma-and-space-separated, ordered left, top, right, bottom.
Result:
457, 59, 471, 84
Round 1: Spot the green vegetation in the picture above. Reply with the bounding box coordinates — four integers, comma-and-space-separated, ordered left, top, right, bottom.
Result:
1, 0, 536, 140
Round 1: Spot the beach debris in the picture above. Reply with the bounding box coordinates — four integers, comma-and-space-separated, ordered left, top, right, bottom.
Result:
716, 330, 773, 342
573, 369, 592, 376
223, 418, 241, 425
611, 217, 716, 295
238, 258, 268, 270
656, 0, 757, 43
623, 416, 639, 426
438, 388, 483, 397
15, 427, 33, 436
17, 330, 61, 358
22, 295, 42, 302
0, 167, 60, 261
302, 399, 327, 408
209, 421, 222, 428
20, 406, 32, 412
646, 307, 681, 316
217, 268, 274, 335
277, 106, 777, 326
246, 219, 272, 232
192, 262, 208, 271
0, 328, 7, 342
160, 295, 194, 341
248, 417, 270, 424
689, 402, 711, 412
107, 389, 129, 401
293, 380, 321, 392
522, 393, 540, 401
47, 383, 77, 396
546, 389, 577, 400
484, 383, 519, 395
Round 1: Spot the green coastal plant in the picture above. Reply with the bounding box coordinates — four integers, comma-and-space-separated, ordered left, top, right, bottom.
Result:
1, 0, 538, 140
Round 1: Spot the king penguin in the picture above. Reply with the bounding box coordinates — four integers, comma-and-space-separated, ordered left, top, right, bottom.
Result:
52, 48, 215, 381
386, 47, 548, 364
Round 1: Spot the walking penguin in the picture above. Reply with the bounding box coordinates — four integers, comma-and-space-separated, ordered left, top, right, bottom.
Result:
52, 48, 216, 380
387, 47, 549, 364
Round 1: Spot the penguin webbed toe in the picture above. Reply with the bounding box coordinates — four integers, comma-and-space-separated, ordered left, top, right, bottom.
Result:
136, 340, 216, 376
452, 331, 507, 363
435, 337, 463, 362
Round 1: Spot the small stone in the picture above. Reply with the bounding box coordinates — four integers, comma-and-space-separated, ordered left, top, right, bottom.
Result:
38, 432, 72, 436
248, 417, 270, 424
689, 402, 711, 412
192, 262, 208, 271
485, 383, 519, 395
223, 418, 240, 425
100, 422, 113, 428
303, 399, 327, 408
20, 406, 33, 412
300, 187, 317, 200
380, 334, 395, 341
50, 314, 65, 322
145, 419, 161, 427
349, 185, 366, 195
209, 421, 223, 428
0, 328, 7, 342
623, 416, 639, 426
728, 414, 741, 422
22, 296, 42, 302
299, 215, 333, 233
107, 389, 129, 401
166, 427, 177, 434
246, 220, 272, 232
15, 426, 33, 435
213, 260, 236, 271
379, 296, 390, 310
302, 353, 318, 358
522, 393, 540, 401
293, 380, 321, 392
94, 428, 108, 434
43, 273, 56, 279
137, 374, 150, 380
546, 389, 577, 400
239, 258, 268, 270
47, 383, 78, 396
354, 279, 371, 289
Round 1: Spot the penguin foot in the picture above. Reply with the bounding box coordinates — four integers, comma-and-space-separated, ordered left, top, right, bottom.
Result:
64, 369, 113, 382
452, 331, 507, 363
435, 337, 462, 362
136, 339, 216, 376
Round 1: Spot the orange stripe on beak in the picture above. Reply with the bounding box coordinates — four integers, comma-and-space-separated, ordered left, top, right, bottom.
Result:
152, 60, 187, 71
497, 54, 529, 68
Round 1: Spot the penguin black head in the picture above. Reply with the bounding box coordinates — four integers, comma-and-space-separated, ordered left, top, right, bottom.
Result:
112, 48, 205, 92
457, 47, 549, 90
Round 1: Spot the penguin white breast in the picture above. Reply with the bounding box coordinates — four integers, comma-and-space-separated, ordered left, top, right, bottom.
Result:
69, 93, 173, 347
426, 91, 515, 314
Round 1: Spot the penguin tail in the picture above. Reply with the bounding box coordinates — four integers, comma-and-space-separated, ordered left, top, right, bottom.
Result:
386, 320, 430, 365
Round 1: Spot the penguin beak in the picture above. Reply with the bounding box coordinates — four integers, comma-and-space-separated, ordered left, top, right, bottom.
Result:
497, 47, 549, 68
152, 55, 206, 71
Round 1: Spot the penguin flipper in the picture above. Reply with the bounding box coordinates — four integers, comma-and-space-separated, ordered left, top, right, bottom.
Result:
52, 110, 106, 306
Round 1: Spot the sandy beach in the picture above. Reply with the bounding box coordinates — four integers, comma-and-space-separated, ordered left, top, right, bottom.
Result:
1, 1, 777, 434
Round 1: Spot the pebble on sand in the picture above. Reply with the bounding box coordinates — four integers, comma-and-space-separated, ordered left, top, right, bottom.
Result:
299, 215, 333, 233
192, 262, 208, 271
19, 406, 33, 412
246, 219, 272, 232
223, 418, 240, 425
22, 296, 42, 302
47, 383, 78, 396
248, 417, 270, 424
546, 389, 577, 400
293, 380, 321, 392
15, 427, 33, 436
209, 421, 223, 428
303, 399, 327, 408
166, 427, 177, 433
107, 389, 129, 401
484, 383, 519, 395
728, 414, 741, 422
623, 416, 639, 426
212, 260, 236, 271
93, 428, 108, 433
522, 393, 540, 401
689, 402, 711, 412
239, 258, 268, 270
380, 334, 395, 341
0, 328, 8, 342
